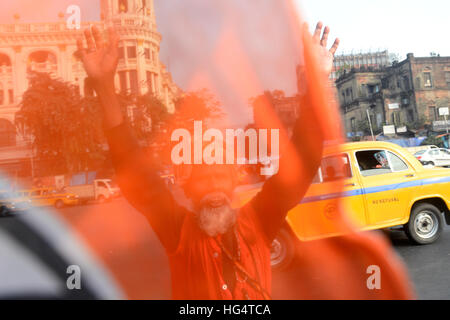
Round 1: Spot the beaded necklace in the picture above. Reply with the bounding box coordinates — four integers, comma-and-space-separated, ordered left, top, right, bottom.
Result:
215, 228, 271, 300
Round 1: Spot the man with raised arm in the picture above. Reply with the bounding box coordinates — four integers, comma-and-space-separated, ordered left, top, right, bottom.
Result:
76, 22, 392, 300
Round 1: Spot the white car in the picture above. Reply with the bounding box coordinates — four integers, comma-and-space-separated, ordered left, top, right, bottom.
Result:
414, 148, 450, 167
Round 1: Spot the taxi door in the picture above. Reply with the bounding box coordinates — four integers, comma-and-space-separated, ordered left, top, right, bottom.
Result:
354, 149, 417, 227
288, 153, 367, 240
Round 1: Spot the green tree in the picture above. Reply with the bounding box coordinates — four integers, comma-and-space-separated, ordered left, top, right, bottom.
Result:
16, 72, 105, 176
407, 116, 426, 131
115, 91, 169, 144
421, 135, 445, 148
172, 89, 224, 126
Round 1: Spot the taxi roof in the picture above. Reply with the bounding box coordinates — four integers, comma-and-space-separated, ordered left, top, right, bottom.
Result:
323, 141, 411, 155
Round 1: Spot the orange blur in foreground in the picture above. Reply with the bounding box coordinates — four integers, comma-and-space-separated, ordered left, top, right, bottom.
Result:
54, 0, 414, 299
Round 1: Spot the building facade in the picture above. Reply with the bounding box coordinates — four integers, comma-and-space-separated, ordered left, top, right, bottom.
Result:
336, 53, 450, 138
331, 50, 391, 81
252, 91, 299, 137
0, 0, 179, 177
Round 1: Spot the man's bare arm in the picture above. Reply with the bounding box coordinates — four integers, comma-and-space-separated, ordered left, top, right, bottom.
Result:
251, 22, 340, 243
76, 27, 123, 129
77, 27, 185, 252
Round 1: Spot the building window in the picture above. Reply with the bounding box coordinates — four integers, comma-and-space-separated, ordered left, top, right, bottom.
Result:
8, 89, 13, 104
0, 53, 11, 66
152, 51, 156, 65
392, 112, 401, 125
345, 88, 353, 101
403, 76, 410, 90
118, 47, 125, 60
146, 71, 153, 92
0, 89, 3, 105
144, 48, 150, 60
350, 117, 356, 132
127, 46, 137, 59
445, 72, 450, 88
119, 0, 128, 13
154, 74, 159, 93
424, 73, 432, 87
0, 119, 16, 147
28, 51, 57, 74
129, 70, 138, 94
408, 110, 414, 122
429, 106, 437, 121
118, 71, 127, 92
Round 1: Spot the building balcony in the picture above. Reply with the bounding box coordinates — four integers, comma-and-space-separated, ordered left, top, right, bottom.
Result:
27, 62, 57, 75
0, 21, 95, 34
0, 65, 12, 75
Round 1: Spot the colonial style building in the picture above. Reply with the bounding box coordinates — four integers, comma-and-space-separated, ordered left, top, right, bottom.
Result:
0, 0, 179, 177
331, 50, 391, 81
336, 53, 450, 138
252, 91, 300, 137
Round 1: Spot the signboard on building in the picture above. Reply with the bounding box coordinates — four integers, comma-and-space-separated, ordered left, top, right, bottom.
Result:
383, 125, 396, 135
388, 103, 399, 110
433, 120, 450, 132
439, 107, 449, 116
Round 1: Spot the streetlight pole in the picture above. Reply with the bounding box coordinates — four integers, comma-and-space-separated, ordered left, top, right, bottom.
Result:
367, 109, 375, 141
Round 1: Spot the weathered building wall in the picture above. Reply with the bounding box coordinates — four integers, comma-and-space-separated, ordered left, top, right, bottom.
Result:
409, 54, 450, 123
336, 53, 450, 137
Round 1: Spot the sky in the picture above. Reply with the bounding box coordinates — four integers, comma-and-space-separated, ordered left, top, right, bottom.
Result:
0, 0, 448, 125
0, 0, 448, 61
297, 0, 450, 59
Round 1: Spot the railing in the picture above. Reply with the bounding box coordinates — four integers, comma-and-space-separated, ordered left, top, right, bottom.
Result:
28, 61, 57, 74
0, 21, 96, 33
0, 65, 12, 74
0, 19, 161, 40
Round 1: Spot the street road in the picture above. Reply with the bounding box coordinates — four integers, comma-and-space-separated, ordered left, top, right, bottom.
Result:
47, 199, 450, 299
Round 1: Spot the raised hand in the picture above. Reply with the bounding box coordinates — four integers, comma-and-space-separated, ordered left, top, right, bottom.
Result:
76, 26, 120, 83
310, 22, 340, 76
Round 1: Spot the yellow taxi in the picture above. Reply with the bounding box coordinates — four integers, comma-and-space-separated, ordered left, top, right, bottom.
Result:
236, 141, 450, 269
17, 187, 79, 209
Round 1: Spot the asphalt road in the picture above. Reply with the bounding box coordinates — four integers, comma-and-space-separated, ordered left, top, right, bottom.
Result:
389, 225, 450, 299
30, 198, 450, 299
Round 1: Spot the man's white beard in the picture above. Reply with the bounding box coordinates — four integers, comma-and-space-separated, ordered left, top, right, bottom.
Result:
197, 192, 236, 237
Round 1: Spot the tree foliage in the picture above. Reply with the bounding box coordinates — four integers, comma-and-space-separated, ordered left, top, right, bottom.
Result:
16, 72, 224, 175
421, 135, 445, 148
172, 89, 224, 126
16, 72, 104, 176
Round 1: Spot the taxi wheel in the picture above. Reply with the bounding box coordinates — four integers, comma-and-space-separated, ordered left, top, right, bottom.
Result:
405, 203, 443, 245
54, 200, 64, 209
270, 228, 295, 271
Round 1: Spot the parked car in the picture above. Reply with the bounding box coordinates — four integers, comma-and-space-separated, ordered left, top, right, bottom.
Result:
0, 191, 31, 216
17, 188, 79, 209
236, 141, 450, 269
414, 148, 450, 167
65, 179, 117, 204
405, 145, 438, 155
